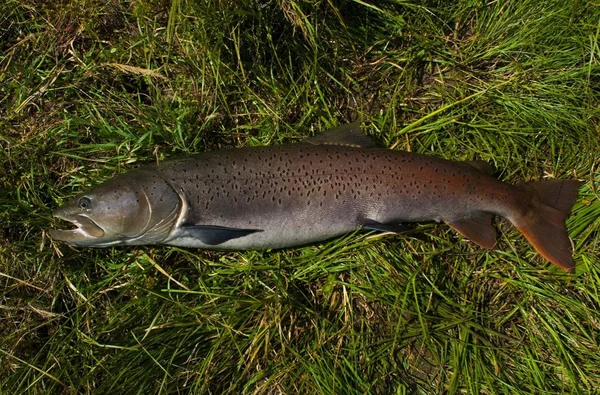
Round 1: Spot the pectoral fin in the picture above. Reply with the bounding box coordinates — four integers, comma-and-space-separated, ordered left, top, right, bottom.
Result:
181, 224, 262, 245
446, 214, 497, 249
363, 219, 412, 233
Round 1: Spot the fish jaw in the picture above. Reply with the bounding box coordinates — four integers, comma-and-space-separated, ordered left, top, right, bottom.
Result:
49, 210, 107, 246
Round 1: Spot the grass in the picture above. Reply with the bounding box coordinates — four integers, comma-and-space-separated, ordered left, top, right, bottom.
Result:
1, 0, 600, 393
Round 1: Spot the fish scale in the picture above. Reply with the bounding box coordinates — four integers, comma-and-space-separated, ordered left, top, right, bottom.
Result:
50, 123, 582, 272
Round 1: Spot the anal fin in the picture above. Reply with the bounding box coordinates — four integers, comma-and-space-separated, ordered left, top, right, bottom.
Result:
446, 214, 497, 249
181, 224, 262, 245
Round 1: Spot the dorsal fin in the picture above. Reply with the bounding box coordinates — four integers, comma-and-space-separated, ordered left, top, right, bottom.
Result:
463, 160, 495, 176
304, 122, 378, 148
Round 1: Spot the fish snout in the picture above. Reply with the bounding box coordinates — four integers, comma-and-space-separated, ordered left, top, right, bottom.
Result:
52, 207, 65, 218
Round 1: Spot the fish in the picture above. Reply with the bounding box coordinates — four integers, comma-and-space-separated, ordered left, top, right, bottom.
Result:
49, 123, 582, 272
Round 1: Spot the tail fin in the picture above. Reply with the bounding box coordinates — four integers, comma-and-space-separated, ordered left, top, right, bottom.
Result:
513, 180, 582, 272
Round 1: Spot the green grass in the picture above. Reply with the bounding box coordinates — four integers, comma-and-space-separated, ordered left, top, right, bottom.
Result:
1, 0, 600, 393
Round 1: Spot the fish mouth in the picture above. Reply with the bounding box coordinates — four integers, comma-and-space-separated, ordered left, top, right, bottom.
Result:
49, 213, 106, 245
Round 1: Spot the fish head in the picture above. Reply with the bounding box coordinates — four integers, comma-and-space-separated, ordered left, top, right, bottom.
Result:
49, 171, 181, 247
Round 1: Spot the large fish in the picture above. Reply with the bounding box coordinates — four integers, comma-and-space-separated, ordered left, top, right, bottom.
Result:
50, 123, 582, 272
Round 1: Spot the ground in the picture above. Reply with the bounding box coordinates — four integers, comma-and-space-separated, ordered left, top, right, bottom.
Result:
1, 0, 599, 393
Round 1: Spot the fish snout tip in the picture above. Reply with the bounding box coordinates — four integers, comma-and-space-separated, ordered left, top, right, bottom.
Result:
51, 205, 69, 219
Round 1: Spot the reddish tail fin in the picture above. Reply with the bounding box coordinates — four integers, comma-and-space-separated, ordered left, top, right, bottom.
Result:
513, 180, 582, 272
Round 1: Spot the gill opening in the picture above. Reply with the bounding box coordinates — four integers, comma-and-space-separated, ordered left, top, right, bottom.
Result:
136, 184, 155, 236
173, 188, 189, 231
128, 173, 184, 243
126, 204, 179, 244
154, 174, 189, 240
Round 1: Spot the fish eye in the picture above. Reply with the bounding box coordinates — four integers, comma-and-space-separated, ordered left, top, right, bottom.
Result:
78, 197, 91, 210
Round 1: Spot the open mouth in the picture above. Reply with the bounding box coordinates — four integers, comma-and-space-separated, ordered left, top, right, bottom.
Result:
49, 214, 105, 244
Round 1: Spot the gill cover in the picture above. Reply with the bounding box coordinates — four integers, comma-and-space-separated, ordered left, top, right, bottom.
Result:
50, 170, 182, 247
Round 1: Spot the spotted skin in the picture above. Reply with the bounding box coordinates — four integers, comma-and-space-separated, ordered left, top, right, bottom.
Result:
152, 145, 516, 249
50, 129, 582, 272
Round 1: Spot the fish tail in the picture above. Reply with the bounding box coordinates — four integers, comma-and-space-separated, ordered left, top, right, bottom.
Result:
513, 180, 583, 272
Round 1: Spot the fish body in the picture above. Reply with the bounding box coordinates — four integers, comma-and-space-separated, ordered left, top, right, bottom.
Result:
146, 146, 513, 249
50, 124, 582, 272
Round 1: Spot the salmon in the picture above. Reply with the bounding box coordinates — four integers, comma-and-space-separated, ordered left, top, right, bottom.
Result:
49, 123, 582, 272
